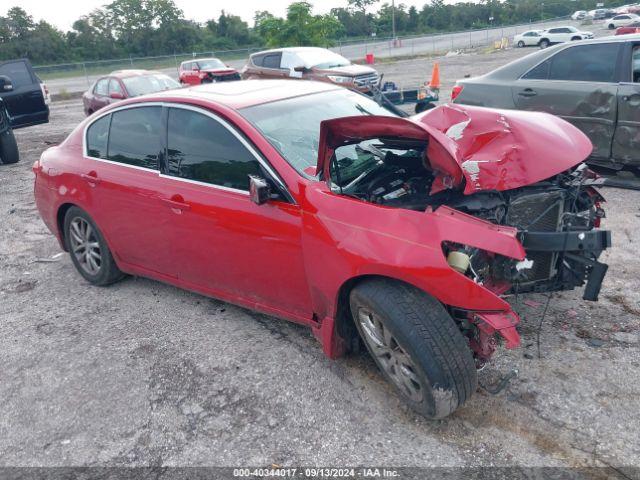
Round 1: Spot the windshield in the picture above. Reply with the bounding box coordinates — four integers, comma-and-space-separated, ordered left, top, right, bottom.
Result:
567, 26, 579, 32
123, 74, 180, 97
297, 49, 351, 69
240, 89, 396, 176
198, 59, 226, 70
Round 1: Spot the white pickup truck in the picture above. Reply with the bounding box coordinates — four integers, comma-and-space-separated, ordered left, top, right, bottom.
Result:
538, 26, 594, 48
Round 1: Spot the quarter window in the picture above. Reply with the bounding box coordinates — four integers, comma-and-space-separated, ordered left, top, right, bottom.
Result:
86, 114, 110, 159
107, 107, 162, 169
167, 108, 261, 190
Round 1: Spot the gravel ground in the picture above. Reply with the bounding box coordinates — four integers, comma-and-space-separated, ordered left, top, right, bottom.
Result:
1, 48, 640, 476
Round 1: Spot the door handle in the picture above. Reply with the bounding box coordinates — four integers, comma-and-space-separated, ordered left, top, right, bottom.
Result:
161, 197, 191, 211
518, 89, 537, 97
80, 173, 100, 186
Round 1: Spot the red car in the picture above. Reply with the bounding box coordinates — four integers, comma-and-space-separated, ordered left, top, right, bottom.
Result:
34, 80, 611, 419
616, 22, 640, 34
178, 58, 241, 85
82, 70, 180, 116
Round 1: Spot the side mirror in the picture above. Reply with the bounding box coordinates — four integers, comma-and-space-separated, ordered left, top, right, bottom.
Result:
109, 92, 125, 100
249, 175, 271, 205
0, 75, 13, 92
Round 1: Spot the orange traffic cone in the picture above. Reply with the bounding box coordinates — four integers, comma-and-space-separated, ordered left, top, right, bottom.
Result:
428, 62, 441, 90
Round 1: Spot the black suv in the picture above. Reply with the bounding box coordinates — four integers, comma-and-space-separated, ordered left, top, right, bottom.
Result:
0, 58, 50, 164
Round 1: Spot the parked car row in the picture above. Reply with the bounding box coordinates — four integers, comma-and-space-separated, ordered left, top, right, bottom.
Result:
514, 26, 593, 49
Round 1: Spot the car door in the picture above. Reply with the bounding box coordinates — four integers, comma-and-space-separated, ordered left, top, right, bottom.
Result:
612, 43, 640, 167
0, 59, 48, 128
512, 42, 621, 162
159, 105, 312, 317
82, 105, 176, 274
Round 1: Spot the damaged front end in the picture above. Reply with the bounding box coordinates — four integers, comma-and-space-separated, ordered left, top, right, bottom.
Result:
318, 104, 612, 366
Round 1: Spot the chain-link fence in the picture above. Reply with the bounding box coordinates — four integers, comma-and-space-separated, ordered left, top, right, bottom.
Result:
35, 15, 576, 96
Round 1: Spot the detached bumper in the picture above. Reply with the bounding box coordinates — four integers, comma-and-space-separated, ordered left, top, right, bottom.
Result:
521, 229, 611, 301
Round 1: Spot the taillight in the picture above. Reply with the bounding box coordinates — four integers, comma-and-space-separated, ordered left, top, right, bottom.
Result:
451, 84, 464, 101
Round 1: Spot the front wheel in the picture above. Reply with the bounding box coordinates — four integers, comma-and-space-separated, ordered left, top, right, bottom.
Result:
517, 40, 525, 48
64, 206, 125, 286
350, 279, 477, 419
608, 24, 615, 30
539, 39, 550, 49
0, 128, 19, 164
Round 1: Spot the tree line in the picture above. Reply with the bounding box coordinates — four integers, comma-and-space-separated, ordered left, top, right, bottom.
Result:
0, 0, 630, 65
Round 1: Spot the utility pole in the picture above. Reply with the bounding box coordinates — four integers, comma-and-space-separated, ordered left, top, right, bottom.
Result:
392, 0, 396, 40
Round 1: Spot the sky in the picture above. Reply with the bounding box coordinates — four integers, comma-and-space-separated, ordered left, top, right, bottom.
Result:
2, 0, 465, 32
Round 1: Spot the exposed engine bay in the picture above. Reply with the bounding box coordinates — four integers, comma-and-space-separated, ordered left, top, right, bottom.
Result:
331, 137, 611, 300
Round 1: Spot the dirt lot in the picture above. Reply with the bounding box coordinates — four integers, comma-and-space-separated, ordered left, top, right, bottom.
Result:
1, 46, 640, 476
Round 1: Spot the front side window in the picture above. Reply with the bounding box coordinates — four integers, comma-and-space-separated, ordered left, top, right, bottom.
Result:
107, 107, 162, 169
548, 43, 618, 82
523, 43, 619, 82
167, 108, 261, 191
262, 54, 282, 69
108, 79, 123, 96
86, 114, 110, 159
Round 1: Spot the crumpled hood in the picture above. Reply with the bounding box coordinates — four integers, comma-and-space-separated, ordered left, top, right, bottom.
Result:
318, 104, 593, 195
414, 104, 593, 194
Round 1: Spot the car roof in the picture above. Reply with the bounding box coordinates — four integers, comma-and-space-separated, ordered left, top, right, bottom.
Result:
180, 57, 221, 64
108, 69, 163, 79
144, 79, 342, 109
250, 46, 332, 57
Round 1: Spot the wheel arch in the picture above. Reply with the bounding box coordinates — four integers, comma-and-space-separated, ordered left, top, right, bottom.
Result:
56, 202, 77, 251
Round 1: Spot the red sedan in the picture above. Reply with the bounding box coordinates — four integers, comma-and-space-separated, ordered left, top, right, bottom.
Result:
34, 80, 611, 419
178, 58, 241, 85
82, 70, 180, 116
616, 22, 640, 34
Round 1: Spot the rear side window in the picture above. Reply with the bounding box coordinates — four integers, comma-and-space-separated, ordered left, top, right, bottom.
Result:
95, 78, 109, 96
262, 53, 282, 69
166, 108, 261, 190
107, 107, 162, 169
0, 61, 33, 89
86, 115, 110, 159
523, 43, 619, 82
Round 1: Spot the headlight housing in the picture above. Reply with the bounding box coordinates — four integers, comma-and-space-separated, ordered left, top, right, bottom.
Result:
327, 75, 353, 84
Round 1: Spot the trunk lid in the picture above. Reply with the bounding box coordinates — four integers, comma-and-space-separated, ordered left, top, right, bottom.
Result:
317, 104, 593, 194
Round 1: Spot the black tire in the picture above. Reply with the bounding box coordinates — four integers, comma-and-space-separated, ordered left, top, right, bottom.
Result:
608, 23, 615, 30
63, 206, 125, 286
0, 128, 19, 164
517, 40, 525, 48
539, 39, 550, 49
350, 279, 477, 419
414, 101, 436, 114
571, 36, 581, 41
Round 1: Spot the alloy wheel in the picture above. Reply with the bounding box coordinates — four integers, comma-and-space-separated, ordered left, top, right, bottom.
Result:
69, 217, 102, 275
357, 308, 424, 402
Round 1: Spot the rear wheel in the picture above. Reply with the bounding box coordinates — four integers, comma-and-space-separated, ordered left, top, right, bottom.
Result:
350, 279, 477, 419
517, 40, 525, 48
0, 128, 19, 164
64, 207, 124, 286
